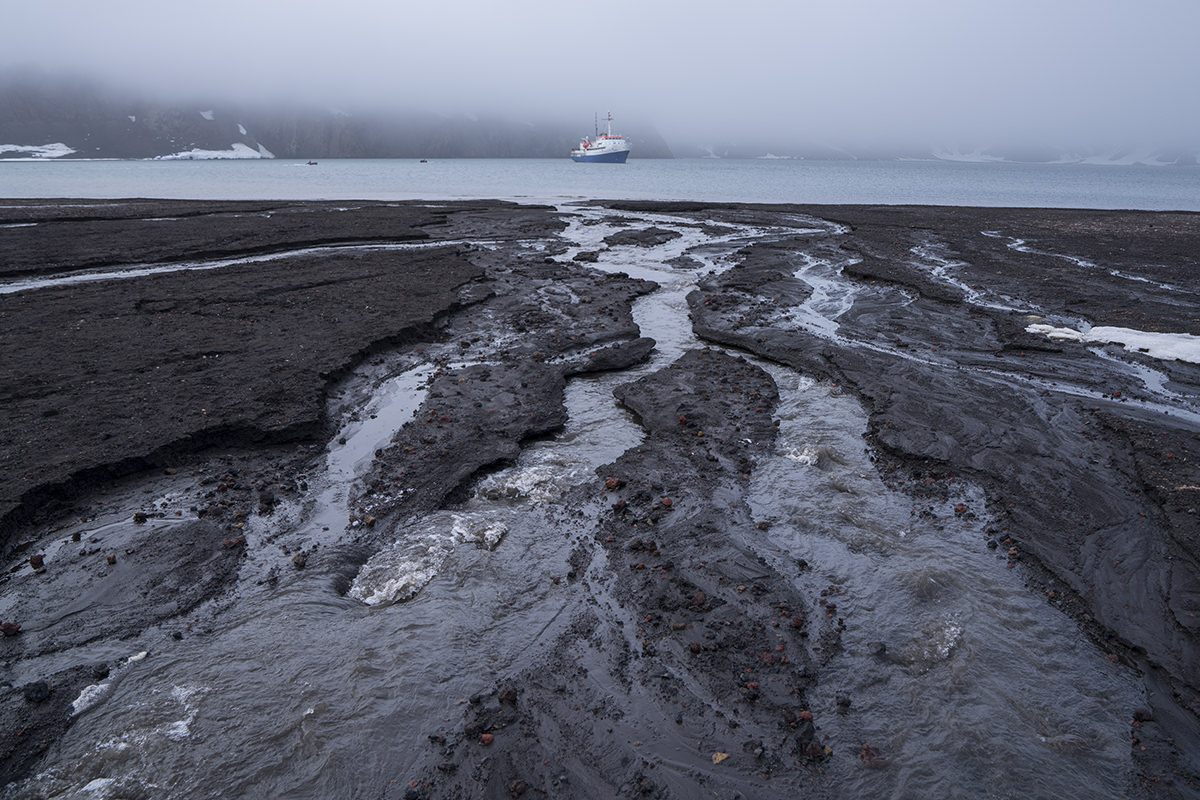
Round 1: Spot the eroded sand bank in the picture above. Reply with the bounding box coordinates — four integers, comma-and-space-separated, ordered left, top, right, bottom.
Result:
1, 200, 1197, 798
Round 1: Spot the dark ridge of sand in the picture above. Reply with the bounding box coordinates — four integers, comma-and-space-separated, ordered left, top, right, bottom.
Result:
0, 200, 561, 538
1, 200, 1198, 797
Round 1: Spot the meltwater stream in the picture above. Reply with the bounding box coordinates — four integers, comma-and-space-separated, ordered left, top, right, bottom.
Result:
343, 206, 805, 606
745, 365, 1140, 798
9, 204, 1148, 799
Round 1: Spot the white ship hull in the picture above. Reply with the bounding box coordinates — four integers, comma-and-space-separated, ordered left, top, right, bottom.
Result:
571, 113, 630, 163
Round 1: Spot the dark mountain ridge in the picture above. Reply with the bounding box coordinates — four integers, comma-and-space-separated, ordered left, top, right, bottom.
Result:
0, 74, 675, 160
2, 73, 1196, 165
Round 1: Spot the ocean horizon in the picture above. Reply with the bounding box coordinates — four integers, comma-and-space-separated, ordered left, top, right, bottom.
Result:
3, 157, 1198, 211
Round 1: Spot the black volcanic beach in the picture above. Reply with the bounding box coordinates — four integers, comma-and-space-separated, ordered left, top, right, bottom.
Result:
1, 199, 1198, 799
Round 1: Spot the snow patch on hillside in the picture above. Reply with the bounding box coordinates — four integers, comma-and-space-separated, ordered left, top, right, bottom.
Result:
154, 142, 273, 160
935, 145, 1190, 166
0, 143, 76, 159
932, 147, 1008, 163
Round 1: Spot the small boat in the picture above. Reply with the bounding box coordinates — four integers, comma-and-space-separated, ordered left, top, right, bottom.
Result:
571, 113, 630, 163
306, 160, 318, 165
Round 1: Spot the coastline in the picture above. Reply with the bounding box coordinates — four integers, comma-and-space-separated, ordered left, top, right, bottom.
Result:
5, 159, 1200, 212
1, 199, 1197, 798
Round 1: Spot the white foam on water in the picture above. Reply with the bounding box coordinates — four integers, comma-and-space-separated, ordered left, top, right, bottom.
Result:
160, 686, 202, 740
454, 515, 508, 549
91, 683, 204, 758
78, 778, 118, 795
352, 553, 446, 606
348, 512, 509, 606
474, 460, 592, 503
914, 615, 965, 665
779, 442, 847, 468
72, 651, 149, 716
72, 683, 113, 716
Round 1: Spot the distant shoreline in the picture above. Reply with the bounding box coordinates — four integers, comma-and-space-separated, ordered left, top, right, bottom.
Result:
4, 159, 1199, 212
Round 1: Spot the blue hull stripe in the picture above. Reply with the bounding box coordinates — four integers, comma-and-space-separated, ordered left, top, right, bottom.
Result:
571, 150, 630, 163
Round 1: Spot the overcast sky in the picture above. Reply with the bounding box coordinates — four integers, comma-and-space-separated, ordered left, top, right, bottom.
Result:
4, 0, 1197, 150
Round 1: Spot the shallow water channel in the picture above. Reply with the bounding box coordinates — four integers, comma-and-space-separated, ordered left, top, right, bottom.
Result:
8, 204, 1152, 799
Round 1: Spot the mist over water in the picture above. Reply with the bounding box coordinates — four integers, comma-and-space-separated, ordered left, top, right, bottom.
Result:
3, 0, 1199, 157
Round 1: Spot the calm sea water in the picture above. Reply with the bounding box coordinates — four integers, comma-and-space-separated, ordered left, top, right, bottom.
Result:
2, 157, 1197, 210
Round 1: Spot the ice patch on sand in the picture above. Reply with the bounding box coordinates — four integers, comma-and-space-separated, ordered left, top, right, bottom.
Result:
1027, 323, 1200, 364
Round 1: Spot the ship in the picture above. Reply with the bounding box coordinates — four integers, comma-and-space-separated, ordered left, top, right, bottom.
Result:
570, 113, 631, 163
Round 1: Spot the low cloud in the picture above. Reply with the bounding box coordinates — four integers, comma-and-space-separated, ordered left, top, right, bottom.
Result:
4, 0, 1197, 152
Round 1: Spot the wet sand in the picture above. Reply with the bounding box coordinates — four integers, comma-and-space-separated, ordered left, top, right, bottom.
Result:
1, 199, 1198, 798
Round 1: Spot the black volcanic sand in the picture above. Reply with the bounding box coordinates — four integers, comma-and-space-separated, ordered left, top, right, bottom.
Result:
1, 199, 1198, 797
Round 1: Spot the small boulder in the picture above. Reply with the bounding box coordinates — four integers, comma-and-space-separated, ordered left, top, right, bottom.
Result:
23, 681, 50, 703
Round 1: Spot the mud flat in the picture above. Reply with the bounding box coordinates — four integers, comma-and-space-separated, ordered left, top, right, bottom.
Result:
0, 199, 1197, 798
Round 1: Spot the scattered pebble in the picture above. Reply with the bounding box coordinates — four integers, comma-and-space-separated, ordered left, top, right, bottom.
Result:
23, 681, 50, 703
